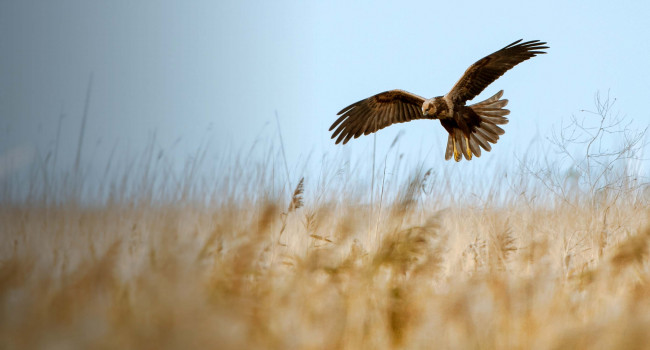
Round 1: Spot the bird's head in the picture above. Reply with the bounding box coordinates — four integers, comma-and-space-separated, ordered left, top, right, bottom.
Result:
422, 99, 437, 118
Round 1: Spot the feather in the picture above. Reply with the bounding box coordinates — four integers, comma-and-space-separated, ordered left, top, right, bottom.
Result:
481, 115, 509, 124
472, 133, 491, 152
468, 135, 481, 157
445, 134, 454, 160
482, 122, 505, 136
330, 90, 426, 144
476, 109, 510, 117
446, 40, 548, 104
476, 126, 498, 143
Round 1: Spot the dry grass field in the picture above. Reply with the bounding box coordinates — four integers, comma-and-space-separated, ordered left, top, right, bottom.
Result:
1, 99, 649, 349
2, 170, 649, 349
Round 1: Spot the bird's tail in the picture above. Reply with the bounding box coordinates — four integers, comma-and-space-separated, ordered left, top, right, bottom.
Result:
445, 90, 510, 161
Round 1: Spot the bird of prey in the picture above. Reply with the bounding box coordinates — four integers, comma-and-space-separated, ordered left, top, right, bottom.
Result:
329, 39, 548, 161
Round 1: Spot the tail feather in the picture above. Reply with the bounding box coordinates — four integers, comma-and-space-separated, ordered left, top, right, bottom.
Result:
476, 89, 504, 105
468, 134, 481, 157
482, 122, 506, 136
471, 90, 508, 109
444, 90, 510, 162
445, 134, 454, 161
472, 132, 491, 152
481, 115, 509, 124
476, 109, 510, 117
476, 127, 499, 143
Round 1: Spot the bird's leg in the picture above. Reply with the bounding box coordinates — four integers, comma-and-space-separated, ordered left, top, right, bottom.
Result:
464, 134, 472, 160
452, 134, 461, 162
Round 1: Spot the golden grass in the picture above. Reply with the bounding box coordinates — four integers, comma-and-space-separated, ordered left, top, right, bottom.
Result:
1, 174, 649, 349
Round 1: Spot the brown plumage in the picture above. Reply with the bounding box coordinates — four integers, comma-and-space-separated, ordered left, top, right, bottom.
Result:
329, 39, 548, 161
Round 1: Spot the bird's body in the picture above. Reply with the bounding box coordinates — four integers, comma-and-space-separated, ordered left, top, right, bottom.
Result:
329, 39, 548, 161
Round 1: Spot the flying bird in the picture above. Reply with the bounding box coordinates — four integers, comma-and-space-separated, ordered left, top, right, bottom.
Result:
329, 39, 548, 161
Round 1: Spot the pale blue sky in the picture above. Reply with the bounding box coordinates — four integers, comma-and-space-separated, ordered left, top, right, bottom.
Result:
1, 0, 649, 192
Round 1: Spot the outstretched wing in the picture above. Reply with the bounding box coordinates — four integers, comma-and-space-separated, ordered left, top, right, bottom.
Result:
446, 39, 548, 105
330, 90, 426, 144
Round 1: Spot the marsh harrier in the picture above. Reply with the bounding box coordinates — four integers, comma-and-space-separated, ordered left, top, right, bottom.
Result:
329, 39, 548, 161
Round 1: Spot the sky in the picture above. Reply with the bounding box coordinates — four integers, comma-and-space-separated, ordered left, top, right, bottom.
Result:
1, 0, 649, 196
